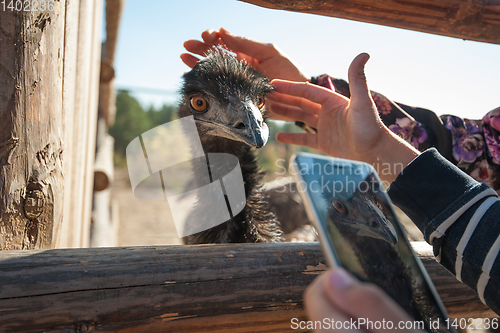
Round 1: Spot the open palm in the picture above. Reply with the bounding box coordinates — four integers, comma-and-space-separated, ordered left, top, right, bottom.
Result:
270, 53, 419, 182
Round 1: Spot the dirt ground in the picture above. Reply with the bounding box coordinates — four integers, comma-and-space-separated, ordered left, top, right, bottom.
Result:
113, 168, 183, 246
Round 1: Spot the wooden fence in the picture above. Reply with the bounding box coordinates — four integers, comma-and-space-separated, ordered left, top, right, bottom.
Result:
242, 0, 500, 44
0, 0, 103, 250
0, 242, 496, 332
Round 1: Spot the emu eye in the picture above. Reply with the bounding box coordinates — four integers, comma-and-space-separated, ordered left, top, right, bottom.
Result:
332, 200, 347, 214
190, 96, 208, 112
257, 97, 265, 109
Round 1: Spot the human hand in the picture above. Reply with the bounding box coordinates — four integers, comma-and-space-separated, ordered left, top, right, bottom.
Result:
270, 53, 420, 183
181, 28, 308, 82
304, 267, 425, 333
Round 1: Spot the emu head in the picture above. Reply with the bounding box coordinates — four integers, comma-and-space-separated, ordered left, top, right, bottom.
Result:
327, 182, 398, 245
179, 49, 272, 149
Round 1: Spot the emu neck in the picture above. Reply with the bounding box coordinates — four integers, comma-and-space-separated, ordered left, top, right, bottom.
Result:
201, 135, 259, 189
337, 225, 421, 319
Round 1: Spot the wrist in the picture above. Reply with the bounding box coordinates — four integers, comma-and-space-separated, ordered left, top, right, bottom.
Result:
372, 130, 420, 184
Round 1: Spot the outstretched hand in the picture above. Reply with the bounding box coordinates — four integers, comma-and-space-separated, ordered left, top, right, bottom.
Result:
181, 28, 308, 82
270, 53, 420, 183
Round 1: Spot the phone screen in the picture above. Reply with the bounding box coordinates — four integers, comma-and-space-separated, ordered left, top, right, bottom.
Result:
292, 152, 453, 333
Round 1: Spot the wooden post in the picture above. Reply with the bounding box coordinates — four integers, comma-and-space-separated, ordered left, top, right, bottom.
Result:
240, 0, 500, 44
94, 132, 115, 192
0, 242, 495, 332
0, 0, 103, 250
0, 5, 66, 250
99, 0, 125, 126
57, 0, 104, 248
90, 189, 117, 247
90, 0, 124, 248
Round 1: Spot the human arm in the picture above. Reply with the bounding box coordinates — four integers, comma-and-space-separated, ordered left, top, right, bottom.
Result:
272, 53, 500, 315
388, 148, 500, 315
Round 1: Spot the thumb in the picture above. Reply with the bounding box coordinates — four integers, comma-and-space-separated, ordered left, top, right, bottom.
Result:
347, 53, 371, 105
324, 268, 422, 331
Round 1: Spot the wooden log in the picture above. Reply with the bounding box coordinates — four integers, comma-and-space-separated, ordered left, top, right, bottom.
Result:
0, 4, 66, 250
98, 0, 124, 126
99, 73, 117, 125
90, 188, 117, 247
90, 122, 117, 246
99, 55, 117, 127
94, 132, 115, 192
57, 0, 80, 249
80, 0, 104, 248
0, 242, 495, 332
240, 0, 500, 45
59, 0, 103, 248
104, 0, 125, 64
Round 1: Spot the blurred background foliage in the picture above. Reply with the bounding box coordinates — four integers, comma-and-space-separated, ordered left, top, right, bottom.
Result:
110, 90, 314, 180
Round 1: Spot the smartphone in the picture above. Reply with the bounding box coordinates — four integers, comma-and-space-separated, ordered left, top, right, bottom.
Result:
291, 152, 454, 333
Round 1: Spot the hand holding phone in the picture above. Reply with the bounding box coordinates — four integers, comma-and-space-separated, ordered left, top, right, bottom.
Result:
291, 152, 454, 333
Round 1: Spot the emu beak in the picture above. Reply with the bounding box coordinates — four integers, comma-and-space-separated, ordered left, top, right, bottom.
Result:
228, 96, 269, 148
358, 200, 398, 244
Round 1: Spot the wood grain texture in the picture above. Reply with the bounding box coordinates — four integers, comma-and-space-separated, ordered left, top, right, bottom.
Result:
0, 242, 495, 332
99, 0, 124, 126
94, 133, 114, 192
0, 6, 66, 250
80, 0, 104, 248
60, 0, 103, 249
58, 0, 80, 249
240, 0, 500, 44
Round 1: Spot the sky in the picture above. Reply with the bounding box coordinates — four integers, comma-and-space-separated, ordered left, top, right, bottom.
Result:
113, 0, 500, 119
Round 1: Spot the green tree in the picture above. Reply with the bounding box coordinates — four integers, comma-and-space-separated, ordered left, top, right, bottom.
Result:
148, 104, 178, 125
110, 90, 153, 160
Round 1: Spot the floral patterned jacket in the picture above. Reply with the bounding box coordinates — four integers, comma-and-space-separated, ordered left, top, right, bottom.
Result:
312, 74, 500, 194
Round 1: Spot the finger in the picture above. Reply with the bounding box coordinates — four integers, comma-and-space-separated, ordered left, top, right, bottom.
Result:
183, 40, 214, 57
347, 53, 372, 105
264, 101, 296, 121
235, 52, 258, 68
304, 273, 364, 333
268, 90, 321, 115
180, 53, 200, 68
271, 102, 319, 128
271, 79, 348, 107
276, 132, 318, 149
219, 27, 279, 61
324, 269, 423, 333
201, 29, 221, 45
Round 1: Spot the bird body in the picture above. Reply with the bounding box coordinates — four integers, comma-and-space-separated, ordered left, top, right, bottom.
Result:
178, 49, 283, 244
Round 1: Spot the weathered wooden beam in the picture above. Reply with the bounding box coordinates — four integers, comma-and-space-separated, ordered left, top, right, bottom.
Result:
58, 0, 103, 249
104, 0, 125, 65
94, 132, 114, 192
91, 122, 116, 246
0, 242, 495, 332
240, 0, 500, 44
0, 5, 66, 250
98, 0, 125, 126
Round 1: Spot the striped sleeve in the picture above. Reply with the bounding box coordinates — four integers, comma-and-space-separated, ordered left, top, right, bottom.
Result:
388, 148, 500, 315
